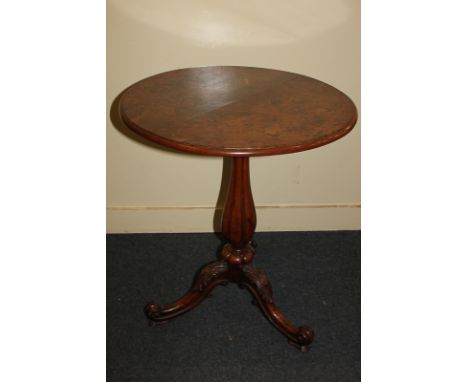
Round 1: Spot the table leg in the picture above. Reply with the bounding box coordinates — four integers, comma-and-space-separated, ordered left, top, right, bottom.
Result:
241, 265, 314, 352
145, 260, 229, 324
145, 157, 314, 351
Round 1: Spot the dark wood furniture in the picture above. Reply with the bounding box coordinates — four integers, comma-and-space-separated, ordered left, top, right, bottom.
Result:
119, 66, 357, 352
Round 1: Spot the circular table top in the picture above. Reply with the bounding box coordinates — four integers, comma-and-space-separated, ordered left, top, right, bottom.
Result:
119, 66, 357, 157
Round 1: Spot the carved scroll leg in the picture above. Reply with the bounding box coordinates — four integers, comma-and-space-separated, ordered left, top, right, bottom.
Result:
242, 265, 315, 352
145, 260, 229, 325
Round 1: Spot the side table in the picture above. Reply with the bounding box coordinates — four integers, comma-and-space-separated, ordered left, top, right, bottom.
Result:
118, 66, 357, 352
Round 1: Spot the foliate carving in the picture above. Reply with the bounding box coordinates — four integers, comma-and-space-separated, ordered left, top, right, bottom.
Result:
197, 261, 229, 292
242, 265, 273, 304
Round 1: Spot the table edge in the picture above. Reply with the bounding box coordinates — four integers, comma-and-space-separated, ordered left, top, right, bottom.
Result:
118, 66, 359, 157
120, 107, 358, 157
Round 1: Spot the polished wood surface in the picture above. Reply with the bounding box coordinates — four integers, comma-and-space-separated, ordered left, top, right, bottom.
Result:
120, 67, 357, 352
119, 66, 357, 156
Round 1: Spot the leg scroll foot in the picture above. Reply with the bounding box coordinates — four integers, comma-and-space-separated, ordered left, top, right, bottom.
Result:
145, 260, 229, 324
242, 265, 315, 352
287, 326, 315, 352
145, 303, 168, 326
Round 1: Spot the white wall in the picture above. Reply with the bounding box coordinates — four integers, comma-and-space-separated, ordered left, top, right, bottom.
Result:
107, 0, 360, 233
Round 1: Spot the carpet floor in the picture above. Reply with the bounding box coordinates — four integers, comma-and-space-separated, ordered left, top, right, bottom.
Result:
107, 231, 360, 382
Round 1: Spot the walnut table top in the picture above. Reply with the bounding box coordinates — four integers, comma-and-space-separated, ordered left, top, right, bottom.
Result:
119, 66, 357, 157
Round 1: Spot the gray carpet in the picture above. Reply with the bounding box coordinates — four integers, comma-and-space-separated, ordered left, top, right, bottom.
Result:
107, 231, 360, 382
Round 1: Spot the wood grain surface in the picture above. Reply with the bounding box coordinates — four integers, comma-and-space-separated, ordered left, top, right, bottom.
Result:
119, 66, 357, 157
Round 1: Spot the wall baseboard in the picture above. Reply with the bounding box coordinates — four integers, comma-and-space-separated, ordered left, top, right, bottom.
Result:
106, 203, 360, 233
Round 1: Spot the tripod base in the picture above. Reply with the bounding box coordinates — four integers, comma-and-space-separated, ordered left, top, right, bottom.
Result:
145, 258, 314, 352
